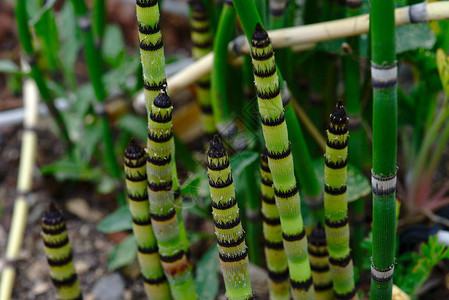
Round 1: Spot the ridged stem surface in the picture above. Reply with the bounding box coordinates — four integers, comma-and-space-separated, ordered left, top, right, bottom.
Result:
124, 140, 171, 299
250, 24, 314, 300
308, 224, 333, 300
260, 149, 289, 300
323, 103, 357, 300
206, 136, 252, 300
189, 1, 216, 139
146, 91, 197, 299
370, 0, 397, 298
41, 204, 82, 300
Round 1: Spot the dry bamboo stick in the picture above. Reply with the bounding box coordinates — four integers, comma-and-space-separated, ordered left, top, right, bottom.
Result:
0, 61, 40, 300
166, 1, 449, 95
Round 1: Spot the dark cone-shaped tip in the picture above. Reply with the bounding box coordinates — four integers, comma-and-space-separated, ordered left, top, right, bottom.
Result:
125, 138, 144, 159
153, 89, 172, 108
330, 100, 348, 126
308, 222, 327, 246
208, 135, 227, 158
42, 202, 64, 225
252, 23, 268, 42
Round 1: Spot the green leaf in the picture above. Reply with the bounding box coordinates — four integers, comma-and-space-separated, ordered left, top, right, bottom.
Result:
195, 245, 219, 300
104, 55, 141, 91
80, 123, 103, 162
0, 60, 25, 75
312, 158, 371, 202
107, 235, 137, 271
40, 157, 84, 181
229, 151, 259, 191
116, 114, 147, 142
396, 23, 436, 54
29, 0, 58, 26
97, 206, 133, 233
102, 25, 125, 67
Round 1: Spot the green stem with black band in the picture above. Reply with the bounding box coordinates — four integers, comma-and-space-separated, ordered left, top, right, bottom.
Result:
124, 139, 171, 300
249, 24, 314, 299
146, 91, 197, 299
207, 136, 253, 300
308, 223, 333, 300
323, 102, 357, 300
260, 149, 289, 300
41, 203, 82, 300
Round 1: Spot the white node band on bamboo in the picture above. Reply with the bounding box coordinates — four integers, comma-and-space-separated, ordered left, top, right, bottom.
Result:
371, 63, 398, 90
371, 169, 398, 197
371, 261, 395, 283
409, 2, 429, 23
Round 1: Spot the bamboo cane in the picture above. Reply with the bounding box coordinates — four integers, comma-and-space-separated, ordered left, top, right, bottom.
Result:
0, 62, 39, 300
206, 136, 253, 300
166, 1, 449, 96
41, 203, 83, 300
124, 139, 171, 299
370, 0, 398, 298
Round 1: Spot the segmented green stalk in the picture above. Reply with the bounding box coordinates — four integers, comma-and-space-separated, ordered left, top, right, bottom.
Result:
189, 1, 216, 139
323, 102, 357, 300
260, 149, 289, 300
206, 136, 252, 300
308, 223, 333, 300
41, 203, 82, 300
136, 0, 166, 116
146, 91, 197, 299
370, 0, 397, 298
250, 24, 314, 299
124, 139, 171, 300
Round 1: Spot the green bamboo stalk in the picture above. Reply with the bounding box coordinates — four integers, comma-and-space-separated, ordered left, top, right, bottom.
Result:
370, 0, 398, 298
146, 90, 197, 299
15, 0, 72, 151
136, 0, 167, 116
344, 0, 365, 270
124, 139, 171, 300
249, 24, 314, 299
189, 1, 217, 140
210, 0, 235, 133
70, 0, 125, 205
323, 102, 357, 300
93, 0, 106, 40
41, 203, 82, 300
308, 223, 333, 300
206, 136, 252, 300
260, 149, 289, 300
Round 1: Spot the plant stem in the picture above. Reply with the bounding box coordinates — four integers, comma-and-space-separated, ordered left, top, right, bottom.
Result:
41, 203, 82, 300
211, 1, 235, 127
260, 149, 290, 300
93, 0, 106, 41
206, 136, 253, 300
124, 139, 171, 299
146, 91, 197, 299
323, 102, 357, 299
344, 0, 365, 270
308, 223, 333, 300
370, 0, 398, 298
0, 72, 39, 300
248, 23, 314, 299
189, 1, 217, 140
70, 0, 125, 205
15, 0, 72, 151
